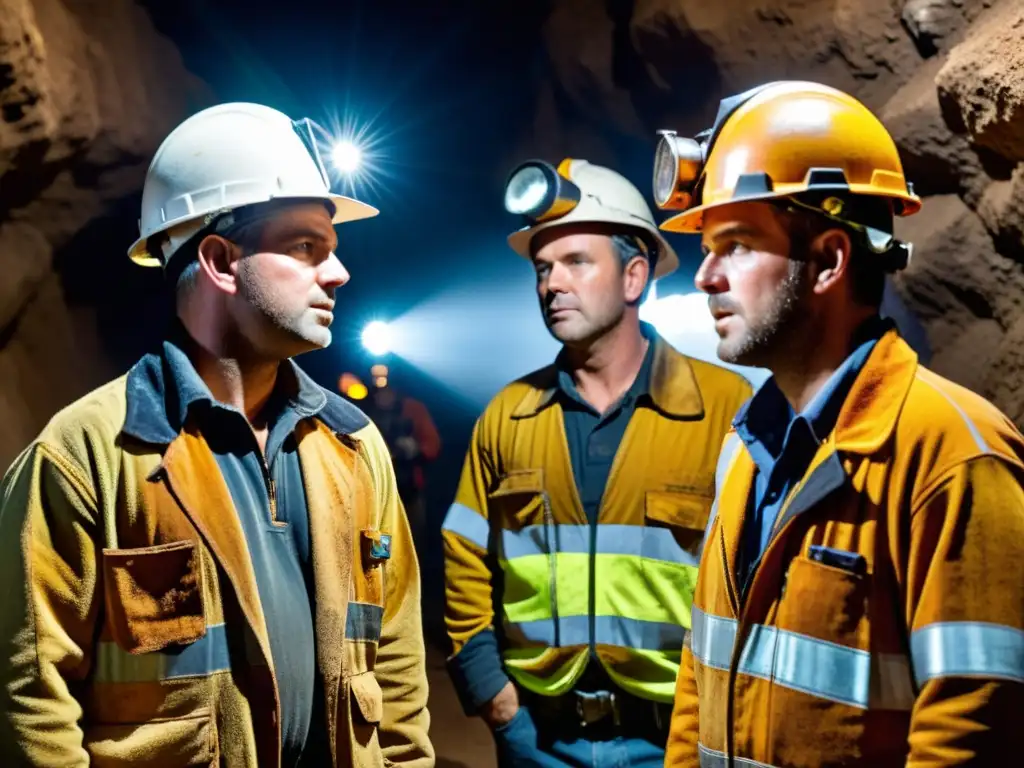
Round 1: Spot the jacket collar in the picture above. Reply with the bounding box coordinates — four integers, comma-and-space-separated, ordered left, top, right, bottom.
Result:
122, 325, 367, 445
732, 316, 889, 461
512, 325, 705, 420
831, 325, 919, 455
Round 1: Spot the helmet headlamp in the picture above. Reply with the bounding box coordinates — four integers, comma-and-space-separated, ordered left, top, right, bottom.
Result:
652, 129, 708, 210
503, 159, 582, 224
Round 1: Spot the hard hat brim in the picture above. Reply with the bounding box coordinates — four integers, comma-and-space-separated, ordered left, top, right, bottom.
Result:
659, 185, 922, 235
507, 219, 680, 280
127, 192, 379, 267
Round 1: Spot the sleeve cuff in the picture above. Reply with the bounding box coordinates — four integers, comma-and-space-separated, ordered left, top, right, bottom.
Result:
446, 629, 510, 716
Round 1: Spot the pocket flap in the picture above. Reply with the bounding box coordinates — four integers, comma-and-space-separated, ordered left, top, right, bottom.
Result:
102, 540, 206, 655
645, 491, 713, 531
490, 469, 544, 498
350, 671, 383, 724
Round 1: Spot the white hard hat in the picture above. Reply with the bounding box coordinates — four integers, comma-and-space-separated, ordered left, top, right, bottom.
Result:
128, 102, 379, 266
505, 158, 679, 279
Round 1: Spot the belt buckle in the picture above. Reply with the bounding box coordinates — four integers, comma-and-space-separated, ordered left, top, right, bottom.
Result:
575, 691, 617, 727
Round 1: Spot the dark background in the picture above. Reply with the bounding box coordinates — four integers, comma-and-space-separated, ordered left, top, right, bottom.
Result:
113, 0, 692, 632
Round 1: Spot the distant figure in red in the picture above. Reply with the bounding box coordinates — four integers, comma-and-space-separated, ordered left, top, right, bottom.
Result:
354, 365, 441, 542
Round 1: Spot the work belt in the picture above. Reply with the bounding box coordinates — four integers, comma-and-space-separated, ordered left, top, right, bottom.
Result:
519, 685, 671, 743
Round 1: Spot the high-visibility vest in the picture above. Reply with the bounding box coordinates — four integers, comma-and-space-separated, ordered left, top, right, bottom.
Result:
444, 334, 752, 701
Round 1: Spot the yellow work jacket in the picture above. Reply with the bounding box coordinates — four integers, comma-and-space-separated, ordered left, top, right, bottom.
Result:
443, 333, 751, 705
0, 348, 433, 767
667, 329, 1024, 767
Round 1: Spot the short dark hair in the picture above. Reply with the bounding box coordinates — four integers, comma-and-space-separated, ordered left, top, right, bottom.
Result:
166, 215, 267, 300
610, 232, 658, 304
779, 205, 887, 308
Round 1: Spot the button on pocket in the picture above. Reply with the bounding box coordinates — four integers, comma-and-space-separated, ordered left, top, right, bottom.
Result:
488, 469, 546, 532
643, 491, 713, 564
102, 540, 206, 654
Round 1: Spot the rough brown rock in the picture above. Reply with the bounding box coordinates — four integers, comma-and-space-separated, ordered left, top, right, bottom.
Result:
935, 0, 1024, 162
529, 0, 1024, 425
986, 316, 1024, 425
540, 0, 923, 141
0, 274, 116, 467
901, 0, 997, 57
542, 0, 649, 137
878, 55, 988, 203
0, 0, 208, 468
893, 194, 1024, 413
976, 165, 1024, 263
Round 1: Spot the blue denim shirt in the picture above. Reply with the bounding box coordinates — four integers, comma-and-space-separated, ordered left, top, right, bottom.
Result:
732, 318, 892, 588
142, 328, 330, 767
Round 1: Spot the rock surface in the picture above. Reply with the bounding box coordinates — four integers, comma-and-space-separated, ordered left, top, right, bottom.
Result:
4, 0, 1024, 470
0, 0, 207, 467
523, 0, 1024, 424
936, 0, 1024, 162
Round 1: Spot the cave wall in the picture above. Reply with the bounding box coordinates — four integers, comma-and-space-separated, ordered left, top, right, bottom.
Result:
2, 0, 1022, 471
520, 0, 1024, 424
0, 0, 209, 468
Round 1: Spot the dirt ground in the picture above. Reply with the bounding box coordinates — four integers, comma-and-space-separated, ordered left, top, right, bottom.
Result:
425, 643, 497, 768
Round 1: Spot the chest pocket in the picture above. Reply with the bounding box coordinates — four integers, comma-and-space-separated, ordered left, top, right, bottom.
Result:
777, 553, 871, 649
95, 540, 220, 729
102, 540, 206, 655
488, 469, 547, 533
643, 490, 712, 565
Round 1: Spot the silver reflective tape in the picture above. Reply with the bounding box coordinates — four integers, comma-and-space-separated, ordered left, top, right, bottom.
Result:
698, 743, 777, 768
500, 523, 699, 567
505, 615, 685, 652
94, 623, 230, 683
690, 607, 914, 710
700, 433, 743, 560
911, 621, 1024, 686
442, 502, 489, 551
346, 602, 383, 643
917, 376, 989, 452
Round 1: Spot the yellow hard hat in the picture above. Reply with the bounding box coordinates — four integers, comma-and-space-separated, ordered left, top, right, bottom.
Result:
653, 81, 921, 235
505, 158, 679, 279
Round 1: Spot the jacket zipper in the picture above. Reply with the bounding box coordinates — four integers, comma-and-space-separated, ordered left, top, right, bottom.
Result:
261, 455, 278, 522
588, 509, 597, 661
542, 491, 560, 647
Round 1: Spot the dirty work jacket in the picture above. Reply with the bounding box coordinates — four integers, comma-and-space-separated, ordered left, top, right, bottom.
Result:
0, 345, 433, 768
667, 328, 1024, 767
443, 333, 752, 710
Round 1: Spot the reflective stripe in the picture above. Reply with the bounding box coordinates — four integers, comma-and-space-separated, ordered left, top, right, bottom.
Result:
911, 621, 1024, 686
701, 433, 743, 556
346, 602, 383, 643
442, 502, 489, 550
691, 607, 915, 710
918, 375, 989, 452
698, 743, 777, 768
94, 623, 230, 683
501, 551, 695, 629
500, 524, 698, 566
505, 615, 685, 652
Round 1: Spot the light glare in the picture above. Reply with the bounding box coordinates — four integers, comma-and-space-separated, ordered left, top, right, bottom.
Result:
332, 140, 362, 173
361, 320, 393, 356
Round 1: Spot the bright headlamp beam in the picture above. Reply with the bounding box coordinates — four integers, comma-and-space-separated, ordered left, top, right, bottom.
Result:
505, 166, 549, 215
503, 160, 581, 222
331, 140, 362, 174
361, 320, 393, 356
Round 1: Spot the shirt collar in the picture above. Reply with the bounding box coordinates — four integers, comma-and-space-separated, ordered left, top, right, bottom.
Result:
734, 316, 893, 458
512, 324, 706, 420
123, 322, 327, 445
554, 330, 655, 414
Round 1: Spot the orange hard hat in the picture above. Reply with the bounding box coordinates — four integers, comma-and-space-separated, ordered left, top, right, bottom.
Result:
653, 81, 921, 234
